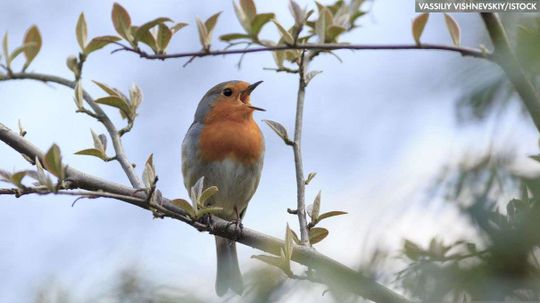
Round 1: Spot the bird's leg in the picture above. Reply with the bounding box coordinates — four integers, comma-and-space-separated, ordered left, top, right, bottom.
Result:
225, 207, 244, 240
197, 214, 214, 232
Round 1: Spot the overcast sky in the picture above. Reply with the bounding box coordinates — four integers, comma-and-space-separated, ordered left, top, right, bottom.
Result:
0, 1, 538, 302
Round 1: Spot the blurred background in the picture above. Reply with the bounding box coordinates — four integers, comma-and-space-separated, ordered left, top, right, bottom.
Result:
1, 0, 539, 302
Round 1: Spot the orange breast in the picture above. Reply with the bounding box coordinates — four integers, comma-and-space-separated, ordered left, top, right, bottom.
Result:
199, 102, 264, 165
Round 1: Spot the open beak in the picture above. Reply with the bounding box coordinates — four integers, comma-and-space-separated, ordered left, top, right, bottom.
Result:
240, 81, 265, 111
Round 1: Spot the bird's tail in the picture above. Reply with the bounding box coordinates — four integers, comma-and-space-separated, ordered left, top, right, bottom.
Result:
215, 236, 244, 296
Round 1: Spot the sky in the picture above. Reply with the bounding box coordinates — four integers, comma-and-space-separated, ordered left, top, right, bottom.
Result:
0, 1, 538, 302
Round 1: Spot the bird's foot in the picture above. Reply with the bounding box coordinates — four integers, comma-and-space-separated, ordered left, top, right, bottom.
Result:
226, 219, 244, 240
196, 214, 214, 232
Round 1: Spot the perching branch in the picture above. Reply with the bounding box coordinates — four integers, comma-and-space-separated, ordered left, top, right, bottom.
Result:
0, 122, 410, 303
119, 42, 492, 61
480, 13, 540, 133
0, 72, 144, 189
292, 51, 310, 245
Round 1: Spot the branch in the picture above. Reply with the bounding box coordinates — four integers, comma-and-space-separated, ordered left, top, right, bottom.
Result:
0, 72, 144, 189
480, 13, 540, 133
121, 43, 491, 61
292, 51, 310, 245
0, 122, 410, 303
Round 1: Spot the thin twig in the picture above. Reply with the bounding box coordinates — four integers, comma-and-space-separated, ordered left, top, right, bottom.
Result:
0, 186, 146, 204
120, 42, 492, 61
292, 51, 310, 245
0, 72, 144, 189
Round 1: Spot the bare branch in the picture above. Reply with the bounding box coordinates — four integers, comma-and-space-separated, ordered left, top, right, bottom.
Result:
120, 42, 491, 61
0, 72, 144, 189
0, 122, 410, 303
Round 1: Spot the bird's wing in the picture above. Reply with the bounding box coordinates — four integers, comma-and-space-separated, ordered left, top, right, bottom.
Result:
181, 121, 204, 192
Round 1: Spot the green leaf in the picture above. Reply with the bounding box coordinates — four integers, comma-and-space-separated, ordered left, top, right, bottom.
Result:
317, 210, 347, 222
76, 13, 88, 51
195, 17, 209, 50
92, 80, 122, 97
171, 198, 196, 218
263, 119, 291, 144
530, 155, 540, 163
171, 22, 188, 33
11, 170, 28, 188
272, 20, 294, 45
142, 154, 156, 188
129, 84, 142, 113
156, 24, 172, 53
90, 129, 105, 152
444, 13, 460, 46
305, 172, 316, 185
326, 25, 346, 42
2, 32, 8, 66
74, 148, 107, 160
43, 144, 63, 179
66, 55, 79, 75
205, 12, 222, 34
233, 1, 251, 32
199, 186, 219, 206
272, 50, 285, 68
111, 2, 132, 41
9, 43, 37, 65
308, 191, 321, 220
305, 70, 322, 85
250, 13, 275, 37
190, 176, 205, 209
412, 13, 429, 45
315, 8, 329, 43
219, 33, 251, 42
35, 156, 54, 191
134, 17, 172, 42
252, 254, 285, 269
289, 0, 305, 27
95, 96, 131, 119
309, 227, 328, 244
284, 224, 295, 259
23, 25, 41, 68
197, 206, 224, 217
136, 29, 157, 52
240, 0, 257, 22
74, 81, 84, 110
84, 36, 121, 55
403, 239, 423, 261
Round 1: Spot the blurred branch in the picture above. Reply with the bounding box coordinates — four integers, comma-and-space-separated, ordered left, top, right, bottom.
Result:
0, 122, 410, 303
0, 72, 144, 189
480, 13, 540, 132
118, 42, 491, 61
292, 51, 310, 245
0, 186, 146, 204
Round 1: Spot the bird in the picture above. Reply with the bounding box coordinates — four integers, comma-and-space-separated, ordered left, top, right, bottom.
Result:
181, 80, 265, 296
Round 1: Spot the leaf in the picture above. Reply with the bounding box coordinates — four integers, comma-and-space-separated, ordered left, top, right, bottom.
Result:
95, 96, 131, 118
233, 1, 251, 32
240, 0, 257, 22
0, 169, 11, 182
23, 25, 41, 68
252, 254, 285, 269
74, 81, 84, 110
74, 148, 107, 160
412, 13, 429, 45
305, 172, 316, 185
220, 33, 251, 42
309, 191, 321, 220
250, 13, 275, 37
403, 239, 423, 261
171, 198, 196, 218
195, 17, 209, 50
205, 12, 222, 34
9, 43, 38, 64
84, 36, 121, 55
156, 24, 172, 52
2, 32, 8, 66
199, 186, 219, 206
272, 50, 285, 68
129, 84, 142, 113
272, 20, 294, 45
263, 119, 291, 144
142, 154, 156, 188
305, 70, 322, 85
134, 17, 172, 42
112, 2, 132, 41
284, 224, 295, 259
444, 13, 460, 46
309, 227, 328, 244
43, 144, 63, 179
326, 25, 346, 42
18, 119, 26, 137
35, 156, 54, 191
90, 129, 105, 152
76, 13, 88, 51
136, 29, 157, 52
289, 0, 305, 27
315, 8, 329, 43
197, 206, 224, 217
98, 134, 108, 151
92, 80, 122, 97
11, 171, 28, 188
190, 176, 205, 209
66, 55, 78, 75
317, 210, 347, 222
171, 22, 188, 33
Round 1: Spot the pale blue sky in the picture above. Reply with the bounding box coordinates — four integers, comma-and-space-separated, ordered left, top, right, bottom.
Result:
0, 1, 537, 302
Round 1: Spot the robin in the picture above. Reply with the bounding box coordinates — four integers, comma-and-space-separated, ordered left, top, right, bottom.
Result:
181, 80, 265, 296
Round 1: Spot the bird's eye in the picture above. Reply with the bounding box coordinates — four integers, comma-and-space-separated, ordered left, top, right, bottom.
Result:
223, 88, 233, 97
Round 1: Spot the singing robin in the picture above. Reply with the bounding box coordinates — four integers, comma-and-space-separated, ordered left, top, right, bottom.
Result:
181, 80, 265, 296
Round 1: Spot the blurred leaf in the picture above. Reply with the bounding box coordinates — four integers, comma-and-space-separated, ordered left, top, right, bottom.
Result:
92, 80, 122, 97
195, 17, 209, 50
326, 25, 345, 42
98, 134, 108, 151
305, 172, 316, 185
10, 171, 28, 188
170, 199, 196, 218
18, 119, 26, 137
305, 70, 322, 85
284, 224, 295, 259
90, 129, 105, 152
43, 144, 63, 179
197, 206, 224, 217
190, 176, 205, 209
240, 0, 257, 22
84, 36, 121, 55
251, 13, 275, 37
142, 154, 156, 188
272, 50, 285, 68
403, 239, 424, 261
263, 119, 291, 145
134, 17, 172, 42
66, 55, 79, 76
272, 20, 294, 45
95, 96, 131, 118
412, 13, 429, 45
35, 156, 54, 191
156, 24, 172, 53
22, 25, 41, 68
9, 43, 38, 65
444, 13, 460, 46
233, 1, 251, 32
74, 81, 84, 110
74, 148, 107, 160
2, 32, 8, 66
220, 33, 251, 42
171, 22, 188, 33
308, 191, 321, 220
252, 255, 285, 270
205, 12, 221, 34
289, 0, 305, 27
309, 227, 328, 244
112, 3, 132, 41
317, 210, 347, 222
76, 13, 88, 51
199, 186, 219, 206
